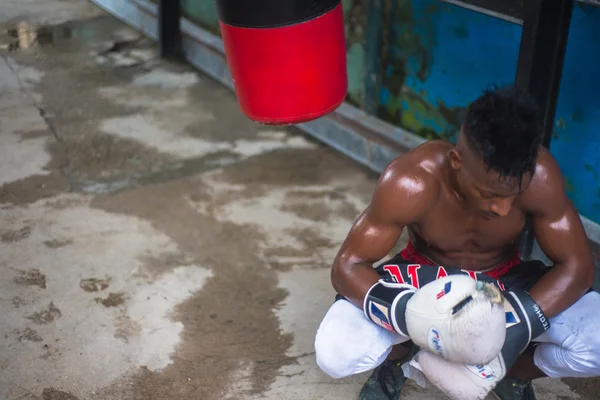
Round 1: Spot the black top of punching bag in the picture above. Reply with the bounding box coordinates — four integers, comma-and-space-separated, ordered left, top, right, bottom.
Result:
216, 0, 341, 28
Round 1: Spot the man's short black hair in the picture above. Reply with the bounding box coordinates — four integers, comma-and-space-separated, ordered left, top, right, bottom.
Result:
463, 84, 542, 183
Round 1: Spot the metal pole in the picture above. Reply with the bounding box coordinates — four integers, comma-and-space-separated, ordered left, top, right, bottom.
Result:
516, 0, 574, 259
515, 0, 574, 148
158, 0, 183, 59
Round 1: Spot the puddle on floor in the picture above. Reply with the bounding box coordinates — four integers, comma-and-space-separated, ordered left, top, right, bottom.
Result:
0, 15, 135, 52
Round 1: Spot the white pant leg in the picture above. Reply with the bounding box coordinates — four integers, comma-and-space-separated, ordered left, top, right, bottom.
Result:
314, 299, 409, 379
533, 291, 600, 378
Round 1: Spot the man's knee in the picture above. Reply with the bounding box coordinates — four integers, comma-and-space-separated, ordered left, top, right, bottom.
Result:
535, 291, 600, 378
536, 334, 600, 378
314, 323, 392, 379
566, 324, 600, 376
315, 331, 372, 379
565, 292, 600, 375
314, 299, 397, 379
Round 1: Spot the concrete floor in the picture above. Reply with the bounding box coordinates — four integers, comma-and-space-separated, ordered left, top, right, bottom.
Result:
0, 1, 597, 399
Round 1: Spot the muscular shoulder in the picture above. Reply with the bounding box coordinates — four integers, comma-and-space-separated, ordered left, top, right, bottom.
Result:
369, 141, 447, 225
520, 147, 568, 217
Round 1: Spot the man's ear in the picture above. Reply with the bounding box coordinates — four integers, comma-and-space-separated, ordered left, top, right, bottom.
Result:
448, 149, 462, 170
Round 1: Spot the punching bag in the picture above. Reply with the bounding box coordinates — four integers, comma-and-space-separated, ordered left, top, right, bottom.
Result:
216, 0, 348, 125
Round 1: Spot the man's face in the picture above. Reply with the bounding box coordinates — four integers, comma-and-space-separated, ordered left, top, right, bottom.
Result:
450, 133, 532, 219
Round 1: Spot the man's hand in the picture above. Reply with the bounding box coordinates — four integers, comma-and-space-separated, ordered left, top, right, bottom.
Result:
364, 276, 507, 365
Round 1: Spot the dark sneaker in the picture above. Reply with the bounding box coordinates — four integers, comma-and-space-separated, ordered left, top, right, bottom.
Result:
359, 359, 407, 400
492, 377, 536, 400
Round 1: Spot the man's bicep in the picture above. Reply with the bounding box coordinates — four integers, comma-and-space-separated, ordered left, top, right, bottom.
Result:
330, 194, 409, 305
524, 151, 594, 316
336, 172, 426, 265
529, 198, 595, 316
340, 204, 405, 263
531, 199, 588, 266
528, 152, 591, 267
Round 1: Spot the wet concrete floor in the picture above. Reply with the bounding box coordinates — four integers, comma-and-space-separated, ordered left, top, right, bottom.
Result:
0, 1, 598, 399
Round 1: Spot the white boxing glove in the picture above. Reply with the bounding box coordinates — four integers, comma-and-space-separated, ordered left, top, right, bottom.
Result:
402, 350, 505, 400
364, 275, 506, 366
401, 287, 551, 400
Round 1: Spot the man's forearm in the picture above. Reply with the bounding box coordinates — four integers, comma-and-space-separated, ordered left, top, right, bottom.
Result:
528, 263, 593, 318
331, 262, 381, 309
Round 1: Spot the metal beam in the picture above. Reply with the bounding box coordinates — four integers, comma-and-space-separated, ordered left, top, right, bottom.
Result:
440, 0, 525, 24
516, 0, 574, 260
158, 0, 182, 59
441, 0, 599, 24
362, 0, 384, 114
516, 0, 573, 148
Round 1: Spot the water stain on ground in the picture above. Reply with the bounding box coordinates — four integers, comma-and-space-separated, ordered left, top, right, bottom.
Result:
19, 129, 52, 141
14, 268, 47, 288
41, 388, 79, 400
114, 314, 142, 343
72, 150, 241, 196
217, 147, 359, 187
26, 302, 62, 325
562, 377, 600, 400
92, 177, 293, 400
280, 201, 334, 222
44, 238, 73, 248
1, 15, 126, 52
3, 19, 171, 183
41, 343, 60, 360
1, 226, 32, 242
184, 80, 286, 144
12, 295, 26, 307
95, 292, 125, 308
17, 327, 43, 342
136, 252, 192, 281
63, 129, 174, 182
0, 141, 70, 206
80, 277, 110, 292
292, 227, 336, 250
88, 142, 375, 399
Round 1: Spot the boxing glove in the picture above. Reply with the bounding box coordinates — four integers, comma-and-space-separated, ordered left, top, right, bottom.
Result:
364, 275, 506, 365
403, 350, 504, 400
403, 288, 550, 400
501, 287, 550, 369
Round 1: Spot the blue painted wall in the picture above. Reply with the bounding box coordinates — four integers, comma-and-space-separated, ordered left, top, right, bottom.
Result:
377, 0, 522, 139
551, 5, 600, 222
376, 1, 600, 223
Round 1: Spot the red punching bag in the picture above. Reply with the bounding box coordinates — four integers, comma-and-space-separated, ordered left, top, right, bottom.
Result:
216, 0, 348, 125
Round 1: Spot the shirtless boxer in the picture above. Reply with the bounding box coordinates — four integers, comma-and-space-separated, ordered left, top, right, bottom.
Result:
314, 85, 600, 399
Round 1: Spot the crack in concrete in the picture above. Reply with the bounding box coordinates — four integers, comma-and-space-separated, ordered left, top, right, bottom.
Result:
1, 53, 72, 191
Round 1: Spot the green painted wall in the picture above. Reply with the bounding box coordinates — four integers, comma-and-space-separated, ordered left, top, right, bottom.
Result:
180, 0, 220, 34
